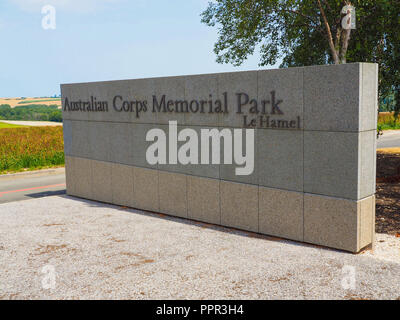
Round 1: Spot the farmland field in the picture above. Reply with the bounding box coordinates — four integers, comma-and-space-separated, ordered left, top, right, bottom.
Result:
0, 97, 62, 108
17, 98, 61, 105
0, 126, 64, 173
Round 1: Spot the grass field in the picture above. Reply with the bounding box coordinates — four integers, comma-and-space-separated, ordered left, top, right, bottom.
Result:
378, 112, 400, 130
0, 126, 64, 173
0, 122, 26, 129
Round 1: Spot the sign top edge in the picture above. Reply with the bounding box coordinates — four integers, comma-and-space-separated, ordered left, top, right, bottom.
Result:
60, 62, 373, 87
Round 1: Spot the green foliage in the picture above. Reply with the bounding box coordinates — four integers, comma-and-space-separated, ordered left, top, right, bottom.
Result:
380, 92, 396, 112
0, 104, 62, 122
378, 122, 400, 130
201, 0, 400, 114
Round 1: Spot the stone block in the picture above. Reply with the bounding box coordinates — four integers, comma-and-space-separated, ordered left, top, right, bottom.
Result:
258, 67, 303, 130
257, 129, 303, 192
73, 157, 93, 200
64, 156, 75, 196
159, 171, 187, 218
304, 63, 361, 132
184, 74, 219, 126
87, 121, 111, 162
218, 71, 258, 128
220, 180, 258, 232
304, 131, 359, 199
304, 194, 374, 252
132, 167, 159, 212
71, 120, 91, 158
219, 127, 258, 185
359, 195, 375, 249
111, 163, 134, 207
259, 187, 303, 241
359, 130, 376, 199
91, 160, 113, 203
361, 63, 378, 131
304, 194, 358, 252
61, 84, 90, 121
187, 176, 220, 224
129, 78, 160, 124
132, 123, 160, 169
109, 122, 133, 165
85, 81, 121, 123
156, 124, 221, 177
186, 126, 221, 179
151, 76, 186, 125
63, 120, 72, 156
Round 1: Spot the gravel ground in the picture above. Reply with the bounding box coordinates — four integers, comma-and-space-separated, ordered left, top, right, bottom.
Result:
0, 195, 399, 300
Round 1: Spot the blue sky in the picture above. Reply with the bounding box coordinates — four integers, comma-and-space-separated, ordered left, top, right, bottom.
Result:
0, 0, 278, 97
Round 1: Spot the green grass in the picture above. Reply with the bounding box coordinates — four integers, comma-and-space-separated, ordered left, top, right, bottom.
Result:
378, 112, 400, 131
18, 98, 61, 105
0, 122, 26, 129
378, 123, 400, 131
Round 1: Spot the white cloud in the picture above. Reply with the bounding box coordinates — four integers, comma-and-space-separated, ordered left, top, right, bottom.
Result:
9, 0, 122, 13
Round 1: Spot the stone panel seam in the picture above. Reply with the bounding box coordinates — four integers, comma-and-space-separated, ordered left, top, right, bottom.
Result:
256, 71, 259, 233
157, 169, 160, 212
218, 178, 221, 225
358, 200, 361, 251
358, 131, 362, 200
302, 67, 305, 242
359, 64, 363, 132
63, 118, 378, 134
217, 73, 222, 225
186, 174, 189, 217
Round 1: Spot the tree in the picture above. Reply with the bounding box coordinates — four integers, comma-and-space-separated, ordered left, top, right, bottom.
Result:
201, 0, 400, 113
49, 111, 62, 122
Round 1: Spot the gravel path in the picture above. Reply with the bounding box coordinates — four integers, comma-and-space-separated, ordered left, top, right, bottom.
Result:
0, 120, 62, 127
0, 195, 399, 300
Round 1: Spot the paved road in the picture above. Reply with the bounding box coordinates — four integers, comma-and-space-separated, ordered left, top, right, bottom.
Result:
378, 130, 400, 149
0, 168, 66, 204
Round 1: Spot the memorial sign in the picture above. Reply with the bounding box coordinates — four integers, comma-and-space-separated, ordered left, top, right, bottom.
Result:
62, 63, 377, 252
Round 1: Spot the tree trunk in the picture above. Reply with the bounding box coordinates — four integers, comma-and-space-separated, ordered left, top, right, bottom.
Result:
317, 0, 340, 64
340, 28, 351, 64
